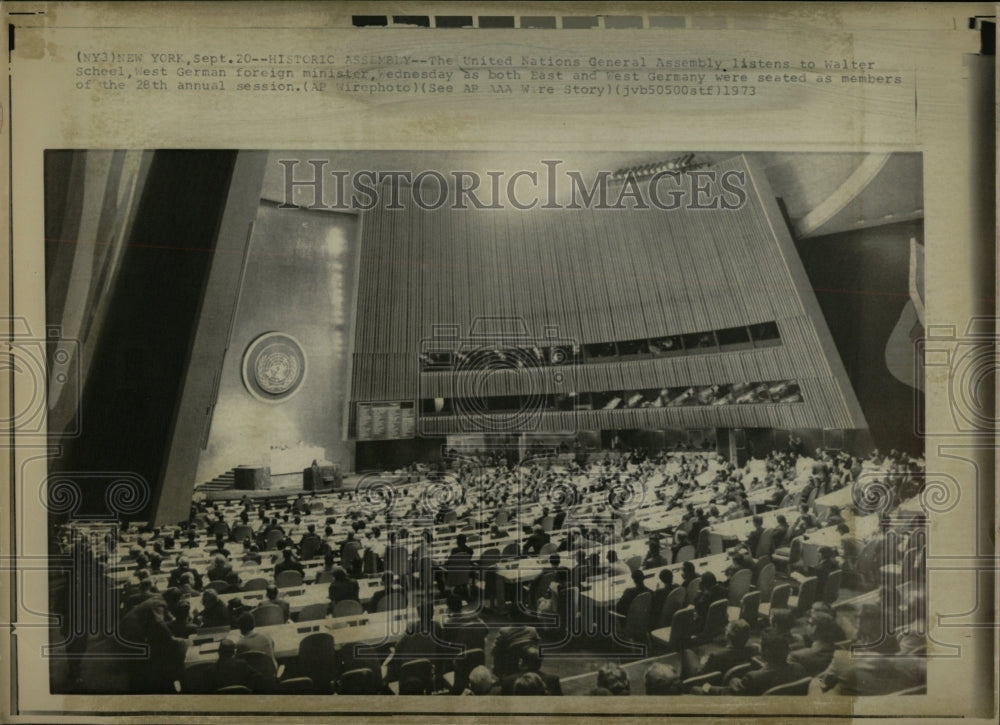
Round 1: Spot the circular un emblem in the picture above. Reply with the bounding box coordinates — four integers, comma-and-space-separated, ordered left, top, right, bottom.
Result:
242, 332, 307, 403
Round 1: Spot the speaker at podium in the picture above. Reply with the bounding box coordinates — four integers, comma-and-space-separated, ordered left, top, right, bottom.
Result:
304, 462, 341, 491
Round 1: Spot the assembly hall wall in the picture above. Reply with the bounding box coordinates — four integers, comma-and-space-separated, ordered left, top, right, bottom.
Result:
193, 202, 359, 487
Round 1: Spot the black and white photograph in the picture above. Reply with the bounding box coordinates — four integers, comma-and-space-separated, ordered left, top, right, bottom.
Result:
42, 149, 930, 698
3, 3, 996, 723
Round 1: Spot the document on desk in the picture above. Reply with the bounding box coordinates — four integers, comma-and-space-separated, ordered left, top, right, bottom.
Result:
0, 2, 995, 723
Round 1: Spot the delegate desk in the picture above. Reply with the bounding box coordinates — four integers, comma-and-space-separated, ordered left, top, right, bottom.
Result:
491, 535, 658, 587
579, 552, 731, 610
184, 608, 419, 667
213, 577, 384, 614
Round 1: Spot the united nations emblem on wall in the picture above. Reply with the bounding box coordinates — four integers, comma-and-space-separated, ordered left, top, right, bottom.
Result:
241, 332, 308, 403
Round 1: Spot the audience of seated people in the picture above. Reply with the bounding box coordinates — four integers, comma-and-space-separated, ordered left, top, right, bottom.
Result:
53, 444, 926, 697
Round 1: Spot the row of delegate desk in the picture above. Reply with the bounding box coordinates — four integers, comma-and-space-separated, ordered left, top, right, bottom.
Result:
85, 458, 919, 673
104, 458, 891, 614
183, 607, 426, 666
114, 454, 820, 576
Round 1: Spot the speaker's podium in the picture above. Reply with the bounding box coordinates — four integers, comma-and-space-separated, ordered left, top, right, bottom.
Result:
234, 465, 271, 491
304, 464, 341, 492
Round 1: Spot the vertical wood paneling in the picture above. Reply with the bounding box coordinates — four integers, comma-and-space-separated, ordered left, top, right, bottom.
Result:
350, 157, 864, 434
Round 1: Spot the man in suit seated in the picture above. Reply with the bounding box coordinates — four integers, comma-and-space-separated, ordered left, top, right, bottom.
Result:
809, 598, 926, 696
463, 665, 501, 695
708, 632, 805, 695
762, 483, 788, 512
205, 554, 234, 585
689, 618, 756, 677
450, 534, 474, 557
788, 611, 839, 675
234, 612, 277, 671
440, 592, 489, 652
642, 536, 668, 569
490, 625, 540, 679
383, 602, 443, 684
650, 568, 679, 619
122, 578, 157, 615
367, 572, 407, 613
825, 506, 846, 528
771, 515, 790, 551
241, 544, 263, 566
254, 585, 290, 624
210, 638, 268, 693
499, 646, 562, 695
437, 593, 488, 686
670, 531, 691, 562
745, 516, 766, 557
273, 548, 305, 579
692, 571, 727, 628
167, 557, 203, 591
724, 547, 758, 580
197, 589, 230, 629
556, 527, 584, 553
802, 602, 846, 644
644, 662, 683, 695
522, 525, 550, 557
788, 503, 817, 540
298, 524, 323, 557
595, 663, 630, 695
615, 569, 652, 617
511, 671, 549, 695
340, 532, 364, 578
327, 566, 360, 607
605, 550, 631, 579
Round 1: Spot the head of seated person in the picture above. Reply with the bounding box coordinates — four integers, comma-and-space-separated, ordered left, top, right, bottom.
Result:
512, 671, 547, 695
217, 638, 237, 661
654, 568, 673, 590
596, 663, 630, 695
760, 630, 791, 668
807, 611, 841, 646
644, 662, 680, 695
518, 645, 544, 673
770, 608, 795, 636
228, 598, 248, 621
725, 618, 752, 649
174, 600, 193, 623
